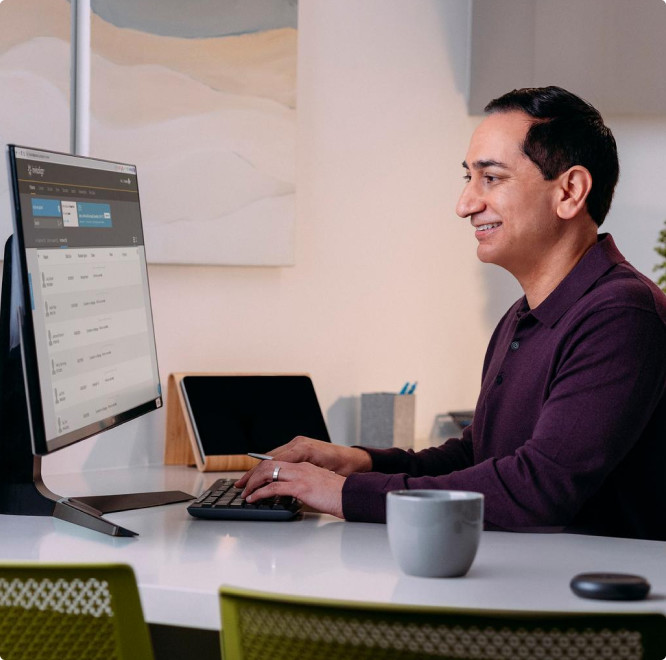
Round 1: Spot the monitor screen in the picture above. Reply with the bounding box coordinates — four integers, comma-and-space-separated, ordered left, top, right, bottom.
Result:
8, 145, 162, 455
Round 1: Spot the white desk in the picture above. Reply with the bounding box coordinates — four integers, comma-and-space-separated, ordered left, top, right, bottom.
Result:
1, 465, 664, 632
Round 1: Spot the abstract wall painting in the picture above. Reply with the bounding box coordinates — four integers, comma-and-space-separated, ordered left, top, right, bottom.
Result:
0, 0, 297, 265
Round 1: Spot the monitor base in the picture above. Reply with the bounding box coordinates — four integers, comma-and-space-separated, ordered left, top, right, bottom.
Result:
54, 498, 138, 537
62, 490, 194, 536
52, 490, 196, 537
62, 489, 194, 536
72, 490, 194, 515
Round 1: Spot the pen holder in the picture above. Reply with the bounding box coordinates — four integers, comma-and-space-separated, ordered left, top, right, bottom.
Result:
360, 393, 415, 449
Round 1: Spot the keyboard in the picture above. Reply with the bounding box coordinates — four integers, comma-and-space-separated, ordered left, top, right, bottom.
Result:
187, 478, 302, 521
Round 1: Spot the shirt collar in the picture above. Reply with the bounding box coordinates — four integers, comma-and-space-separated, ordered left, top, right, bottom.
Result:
525, 233, 626, 328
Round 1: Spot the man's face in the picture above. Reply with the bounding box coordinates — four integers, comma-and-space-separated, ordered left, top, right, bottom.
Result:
456, 111, 562, 278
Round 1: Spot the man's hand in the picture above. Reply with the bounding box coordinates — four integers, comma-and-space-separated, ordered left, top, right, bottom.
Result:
234, 436, 372, 518
237, 436, 372, 483
238, 460, 346, 518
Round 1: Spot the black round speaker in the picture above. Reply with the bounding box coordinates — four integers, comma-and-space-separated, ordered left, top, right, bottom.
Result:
570, 573, 651, 601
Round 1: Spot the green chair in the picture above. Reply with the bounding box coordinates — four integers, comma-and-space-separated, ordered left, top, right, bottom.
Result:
0, 562, 154, 660
219, 586, 666, 660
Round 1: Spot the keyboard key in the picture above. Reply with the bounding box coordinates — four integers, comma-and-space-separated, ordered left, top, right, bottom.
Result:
194, 490, 212, 504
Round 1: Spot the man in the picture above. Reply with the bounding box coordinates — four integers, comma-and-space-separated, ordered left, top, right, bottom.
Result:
237, 86, 666, 541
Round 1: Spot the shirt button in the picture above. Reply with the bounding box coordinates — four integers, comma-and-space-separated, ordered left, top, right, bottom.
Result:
510, 340, 520, 350
496, 374, 503, 385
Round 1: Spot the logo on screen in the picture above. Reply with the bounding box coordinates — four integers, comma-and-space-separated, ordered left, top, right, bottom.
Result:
27, 164, 45, 178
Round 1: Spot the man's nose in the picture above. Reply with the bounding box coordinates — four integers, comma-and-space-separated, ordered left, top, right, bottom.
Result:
456, 182, 484, 218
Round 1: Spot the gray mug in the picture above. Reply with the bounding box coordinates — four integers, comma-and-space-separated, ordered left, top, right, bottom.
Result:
387, 490, 484, 578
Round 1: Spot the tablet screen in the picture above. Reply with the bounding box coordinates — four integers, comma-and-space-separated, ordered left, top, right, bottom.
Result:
180, 375, 331, 457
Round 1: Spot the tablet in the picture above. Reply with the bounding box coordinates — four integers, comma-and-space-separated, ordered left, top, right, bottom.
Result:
179, 375, 330, 461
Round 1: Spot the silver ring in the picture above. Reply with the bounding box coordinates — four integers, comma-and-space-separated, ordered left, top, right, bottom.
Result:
272, 465, 281, 482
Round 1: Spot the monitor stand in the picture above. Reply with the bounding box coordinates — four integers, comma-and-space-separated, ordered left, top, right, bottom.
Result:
0, 236, 193, 537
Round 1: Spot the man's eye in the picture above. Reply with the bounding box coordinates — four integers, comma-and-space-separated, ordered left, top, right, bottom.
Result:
462, 173, 471, 182
484, 175, 498, 183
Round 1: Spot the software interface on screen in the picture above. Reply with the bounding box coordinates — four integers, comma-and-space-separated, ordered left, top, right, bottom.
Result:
12, 147, 162, 452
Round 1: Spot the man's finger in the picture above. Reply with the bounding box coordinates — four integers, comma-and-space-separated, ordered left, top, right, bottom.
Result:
241, 461, 287, 497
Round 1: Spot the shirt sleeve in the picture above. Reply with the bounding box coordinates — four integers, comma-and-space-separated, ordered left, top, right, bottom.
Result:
359, 424, 474, 476
342, 428, 474, 522
343, 306, 666, 526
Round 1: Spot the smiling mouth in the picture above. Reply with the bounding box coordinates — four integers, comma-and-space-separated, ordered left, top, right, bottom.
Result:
475, 222, 502, 232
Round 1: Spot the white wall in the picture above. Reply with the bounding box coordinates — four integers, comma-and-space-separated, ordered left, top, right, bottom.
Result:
603, 117, 666, 276
22, 0, 666, 474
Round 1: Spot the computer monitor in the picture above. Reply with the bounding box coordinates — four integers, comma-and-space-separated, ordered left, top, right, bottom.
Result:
0, 145, 192, 536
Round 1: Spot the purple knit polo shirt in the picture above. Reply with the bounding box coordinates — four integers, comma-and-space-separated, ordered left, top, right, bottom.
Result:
342, 234, 666, 540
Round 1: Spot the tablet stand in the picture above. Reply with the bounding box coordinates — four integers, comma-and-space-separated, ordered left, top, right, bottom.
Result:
164, 373, 258, 472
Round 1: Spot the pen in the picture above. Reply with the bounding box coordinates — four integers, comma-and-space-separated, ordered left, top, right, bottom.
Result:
247, 452, 274, 461
399, 382, 410, 395
407, 382, 417, 395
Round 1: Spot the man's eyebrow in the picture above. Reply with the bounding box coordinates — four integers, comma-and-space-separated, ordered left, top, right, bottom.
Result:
462, 159, 509, 170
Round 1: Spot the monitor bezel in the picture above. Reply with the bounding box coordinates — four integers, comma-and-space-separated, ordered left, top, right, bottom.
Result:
7, 144, 162, 456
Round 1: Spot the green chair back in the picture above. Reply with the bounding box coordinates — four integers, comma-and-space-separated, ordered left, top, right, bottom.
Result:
219, 586, 666, 660
0, 562, 154, 660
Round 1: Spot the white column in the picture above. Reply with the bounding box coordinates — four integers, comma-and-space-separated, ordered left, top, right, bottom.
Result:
70, 0, 91, 156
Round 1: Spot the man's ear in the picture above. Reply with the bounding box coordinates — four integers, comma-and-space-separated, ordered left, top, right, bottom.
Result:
556, 166, 593, 220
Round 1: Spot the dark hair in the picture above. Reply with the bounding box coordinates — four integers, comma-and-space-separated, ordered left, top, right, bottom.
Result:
484, 86, 619, 227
